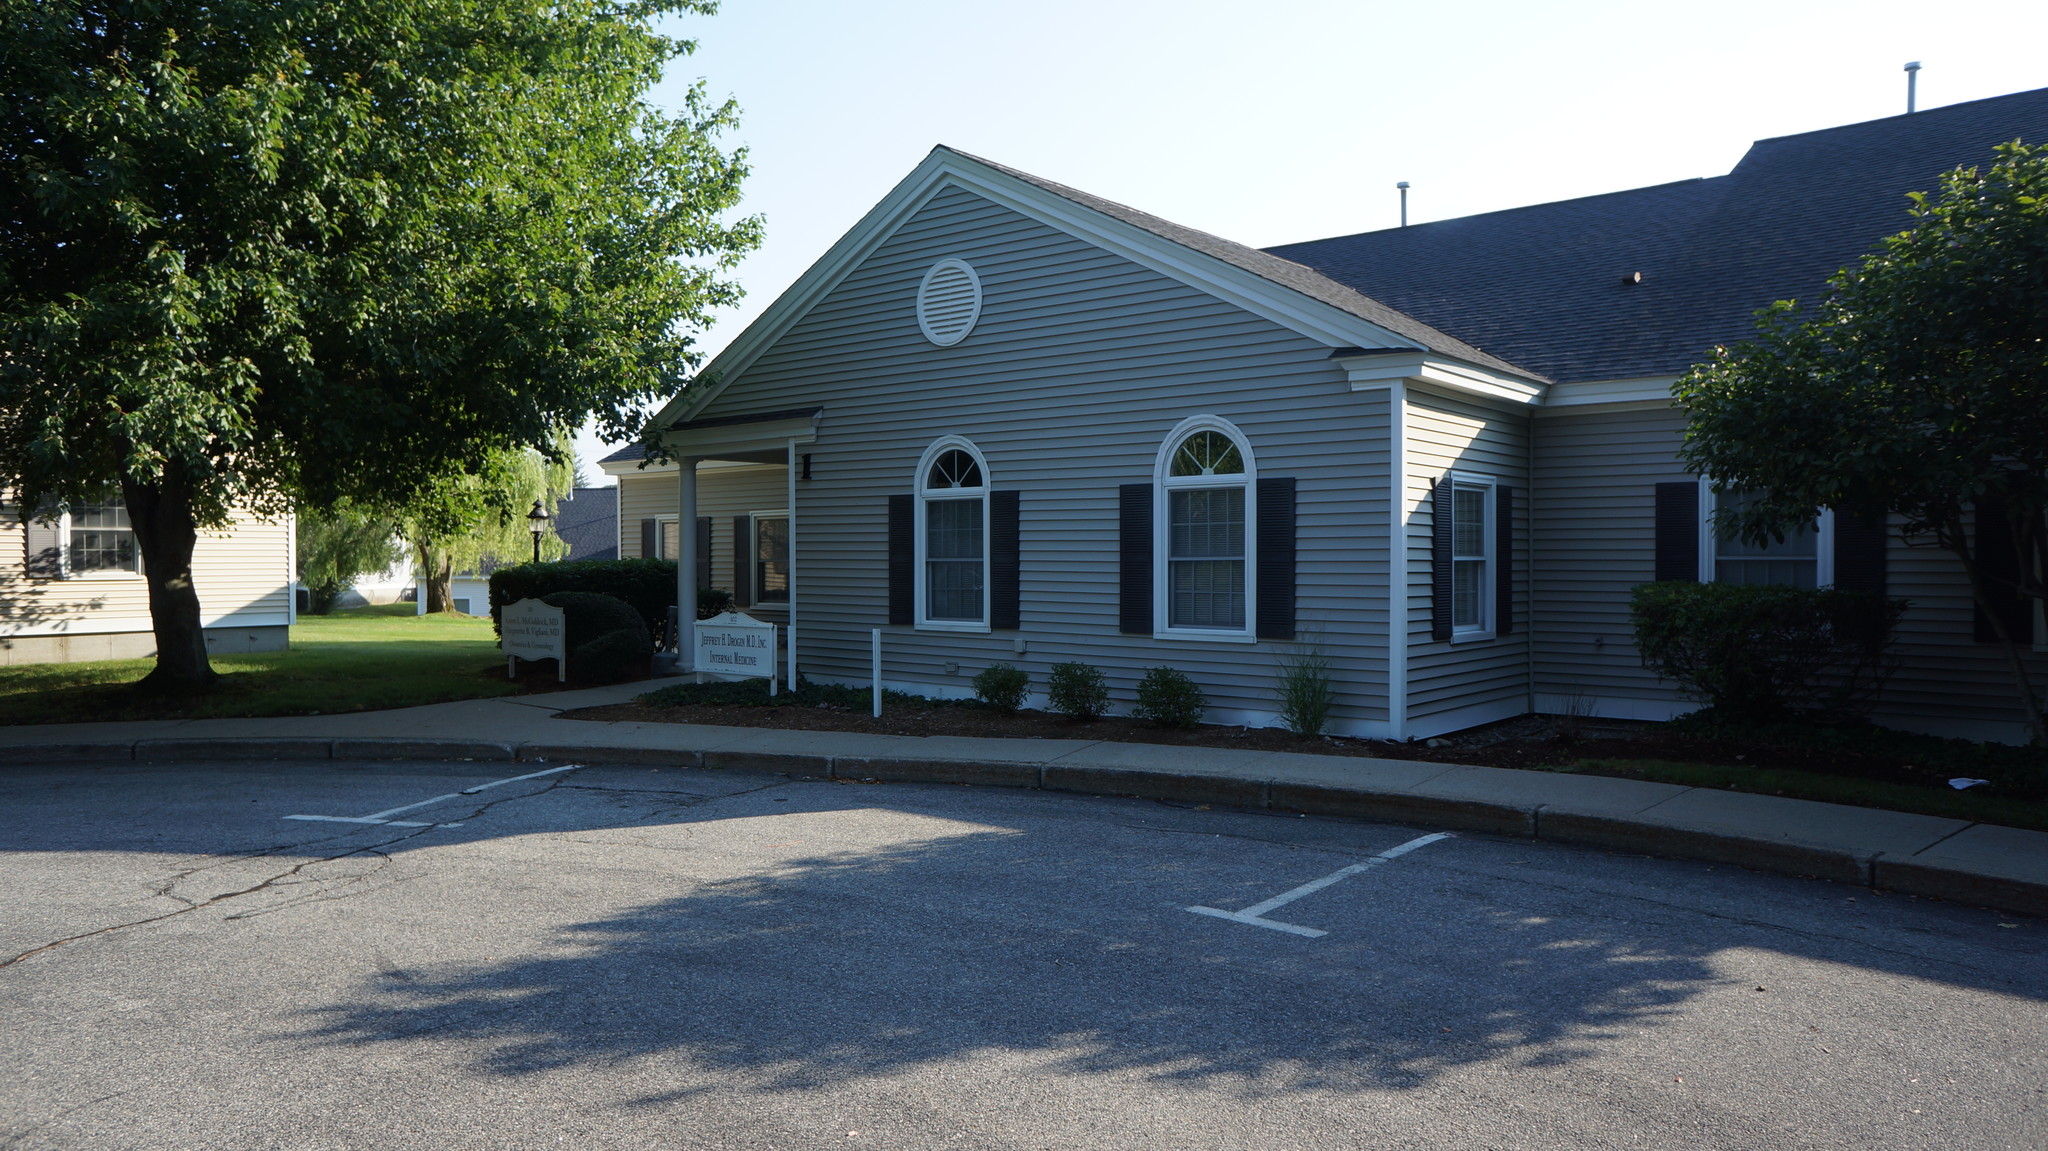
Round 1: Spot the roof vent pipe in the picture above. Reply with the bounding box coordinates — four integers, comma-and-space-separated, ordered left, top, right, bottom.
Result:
1397, 181, 1410, 228
1905, 61, 1921, 113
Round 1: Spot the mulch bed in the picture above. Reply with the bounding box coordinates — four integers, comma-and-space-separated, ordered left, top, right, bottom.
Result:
558, 696, 1708, 774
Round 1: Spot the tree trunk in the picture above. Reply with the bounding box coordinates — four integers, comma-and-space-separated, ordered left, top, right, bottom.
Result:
415, 539, 454, 613
122, 473, 219, 693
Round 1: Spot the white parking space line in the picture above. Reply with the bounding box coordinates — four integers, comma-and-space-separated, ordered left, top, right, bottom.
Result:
283, 765, 584, 828
1188, 831, 1453, 938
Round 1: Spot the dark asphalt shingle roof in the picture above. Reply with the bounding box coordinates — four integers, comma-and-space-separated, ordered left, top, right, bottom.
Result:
599, 443, 646, 465
551, 486, 617, 562
1266, 86, 2048, 383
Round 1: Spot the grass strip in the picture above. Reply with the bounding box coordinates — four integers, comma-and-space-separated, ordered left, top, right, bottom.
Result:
0, 605, 524, 725
1560, 757, 2048, 832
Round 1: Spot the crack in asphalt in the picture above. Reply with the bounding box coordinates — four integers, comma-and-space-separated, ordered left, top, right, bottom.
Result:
0, 1089, 131, 1149
0, 778, 575, 970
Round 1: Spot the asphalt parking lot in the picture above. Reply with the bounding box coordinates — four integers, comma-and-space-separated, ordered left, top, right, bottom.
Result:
3, 757, 2045, 1150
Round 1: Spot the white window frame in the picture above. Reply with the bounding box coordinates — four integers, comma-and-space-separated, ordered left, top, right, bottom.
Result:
1154, 415, 1257, 643
654, 516, 680, 562
913, 436, 990, 632
749, 509, 791, 605
50, 501, 144, 580
1700, 481, 1834, 587
1447, 471, 1496, 641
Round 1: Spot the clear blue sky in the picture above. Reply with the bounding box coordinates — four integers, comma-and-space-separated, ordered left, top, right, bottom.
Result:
577, 0, 2048, 481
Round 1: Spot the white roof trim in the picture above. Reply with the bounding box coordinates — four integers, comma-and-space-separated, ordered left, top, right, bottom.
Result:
1333, 350, 1545, 406
654, 149, 1459, 429
1539, 376, 1681, 411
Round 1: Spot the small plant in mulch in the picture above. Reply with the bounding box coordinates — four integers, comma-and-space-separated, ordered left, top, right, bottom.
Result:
1132, 666, 1205, 729
971, 663, 1030, 712
1274, 640, 1335, 738
1047, 661, 1111, 720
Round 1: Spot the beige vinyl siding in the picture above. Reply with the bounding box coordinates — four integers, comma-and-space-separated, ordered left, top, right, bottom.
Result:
1, 508, 293, 646
682, 184, 1394, 731
1529, 405, 1690, 710
620, 464, 792, 618
1403, 387, 1531, 728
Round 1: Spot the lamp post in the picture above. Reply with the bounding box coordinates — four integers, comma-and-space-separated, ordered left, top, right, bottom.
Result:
526, 500, 550, 564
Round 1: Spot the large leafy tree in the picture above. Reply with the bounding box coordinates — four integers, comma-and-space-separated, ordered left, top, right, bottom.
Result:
1676, 142, 2048, 743
0, 0, 758, 690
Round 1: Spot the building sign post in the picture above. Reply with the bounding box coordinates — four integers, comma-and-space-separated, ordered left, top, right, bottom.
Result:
500, 598, 567, 683
696, 610, 778, 693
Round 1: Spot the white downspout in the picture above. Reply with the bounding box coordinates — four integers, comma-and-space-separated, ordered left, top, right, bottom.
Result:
1388, 380, 1410, 740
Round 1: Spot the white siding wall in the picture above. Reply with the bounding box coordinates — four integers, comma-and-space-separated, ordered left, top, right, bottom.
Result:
681, 185, 1394, 731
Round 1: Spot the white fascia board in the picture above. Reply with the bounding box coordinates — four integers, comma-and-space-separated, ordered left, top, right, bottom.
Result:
657, 416, 818, 460
1539, 376, 1680, 411
1334, 350, 1545, 406
599, 457, 664, 477
654, 149, 1471, 429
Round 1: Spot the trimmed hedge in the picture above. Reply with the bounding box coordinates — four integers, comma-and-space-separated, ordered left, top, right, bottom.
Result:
541, 591, 653, 683
1630, 581, 1906, 722
491, 559, 677, 637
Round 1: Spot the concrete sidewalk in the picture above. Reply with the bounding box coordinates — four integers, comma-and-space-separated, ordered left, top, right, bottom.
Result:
3, 675, 2044, 918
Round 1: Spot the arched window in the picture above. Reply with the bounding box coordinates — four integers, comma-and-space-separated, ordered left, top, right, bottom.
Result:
916, 437, 989, 628
1156, 418, 1255, 635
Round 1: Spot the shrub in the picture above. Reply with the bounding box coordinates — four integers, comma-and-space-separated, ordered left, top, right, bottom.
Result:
1275, 642, 1335, 737
1133, 666, 1205, 728
1047, 661, 1110, 720
971, 662, 1030, 712
1630, 582, 1906, 722
698, 587, 736, 619
490, 559, 677, 637
540, 591, 652, 683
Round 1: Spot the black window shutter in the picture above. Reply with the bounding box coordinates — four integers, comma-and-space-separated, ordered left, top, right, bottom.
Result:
1118, 483, 1153, 635
695, 516, 713, 589
1430, 478, 1454, 642
1254, 477, 1296, 640
731, 515, 752, 606
640, 518, 657, 562
1653, 482, 1701, 582
1973, 496, 2033, 643
1495, 485, 1515, 636
1831, 508, 1887, 595
990, 490, 1021, 630
887, 494, 913, 626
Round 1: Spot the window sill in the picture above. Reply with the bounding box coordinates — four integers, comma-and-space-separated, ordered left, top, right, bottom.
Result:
1152, 629, 1258, 645
1450, 629, 1497, 644
916, 619, 990, 634
66, 571, 144, 581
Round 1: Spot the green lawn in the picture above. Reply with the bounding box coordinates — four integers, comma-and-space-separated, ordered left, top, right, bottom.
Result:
0, 604, 530, 725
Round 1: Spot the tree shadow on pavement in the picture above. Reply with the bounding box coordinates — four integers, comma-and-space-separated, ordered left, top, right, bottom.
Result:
282, 818, 1738, 1099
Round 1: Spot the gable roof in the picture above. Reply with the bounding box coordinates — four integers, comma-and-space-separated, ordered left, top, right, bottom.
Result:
949, 149, 1535, 379
651, 145, 1550, 432
1267, 86, 2048, 384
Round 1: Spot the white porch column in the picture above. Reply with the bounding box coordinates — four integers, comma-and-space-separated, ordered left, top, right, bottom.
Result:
678, 457, 701, 670
786, 438, 799, 691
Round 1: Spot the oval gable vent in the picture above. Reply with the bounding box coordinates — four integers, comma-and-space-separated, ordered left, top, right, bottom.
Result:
916, 258, 982, 346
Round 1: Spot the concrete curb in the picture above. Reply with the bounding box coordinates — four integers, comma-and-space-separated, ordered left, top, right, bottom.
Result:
5, 736, 2043, 918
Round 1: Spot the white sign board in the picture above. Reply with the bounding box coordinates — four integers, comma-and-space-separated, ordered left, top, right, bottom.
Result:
500, 598, 567, 682
696, 611, 777, 679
